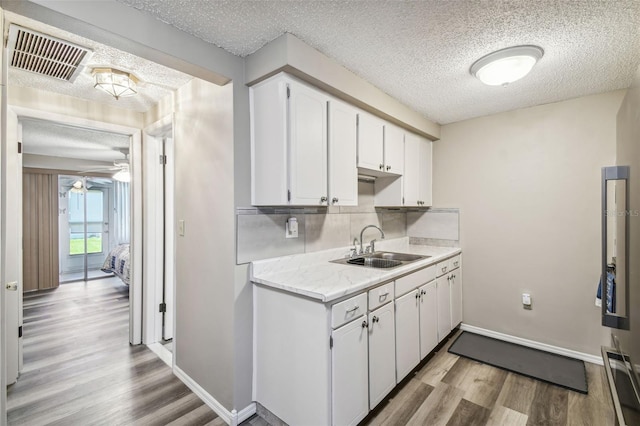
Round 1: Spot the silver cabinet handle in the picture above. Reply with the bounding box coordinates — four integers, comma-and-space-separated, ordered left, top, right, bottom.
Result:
5, 281, 18, 291
372, 316, 379, 323
441, 266, 447, 273
386, 165, 391, 171
346, 305, 359, 314
332, 197, 339, 204
320, 196, 328, 203
415, 292, 420, 299
454, 261, 459, 267
420, 289, 426, 295
379, 164, 384, 170
362, 320, 368, 328
378, 291, 389, 301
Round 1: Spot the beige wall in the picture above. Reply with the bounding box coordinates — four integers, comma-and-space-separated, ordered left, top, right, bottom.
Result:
434, 90, 625, 355
614, 66, 640, 360
173, 78, 236, 408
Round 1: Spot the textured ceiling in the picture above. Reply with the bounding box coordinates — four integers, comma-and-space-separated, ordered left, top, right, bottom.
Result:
21, 118, 131, 163
5, 11, 192, 113
117, 0, 640, 124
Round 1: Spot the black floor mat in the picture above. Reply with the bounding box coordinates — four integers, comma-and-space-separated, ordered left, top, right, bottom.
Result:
448, 331, 588, 394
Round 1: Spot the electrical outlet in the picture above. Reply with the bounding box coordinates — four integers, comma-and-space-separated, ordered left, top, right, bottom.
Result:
285, 217, 298, 238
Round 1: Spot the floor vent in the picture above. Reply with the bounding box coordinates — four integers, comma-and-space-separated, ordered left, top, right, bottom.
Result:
7, 24, 92, 82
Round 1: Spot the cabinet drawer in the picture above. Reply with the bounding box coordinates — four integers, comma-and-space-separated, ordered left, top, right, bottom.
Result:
332, 293, 368, 329
395, 265, 436, 297
368, 282, 394, 311
436, 260, 450, 277
449, 255, 461, 271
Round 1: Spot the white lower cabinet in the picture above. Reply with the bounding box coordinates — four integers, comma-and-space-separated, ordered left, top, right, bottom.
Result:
368, 302, 396, 409
436, 275, 451, 342
332, 314, 369, 426
253, 253, 462, 426
419, 281, 438, 359
395, 290, 420, 381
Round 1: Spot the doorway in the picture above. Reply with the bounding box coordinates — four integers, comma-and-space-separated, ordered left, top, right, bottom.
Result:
58, 175, 124, 283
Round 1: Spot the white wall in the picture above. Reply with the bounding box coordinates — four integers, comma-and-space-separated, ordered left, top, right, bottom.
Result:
433, 90, 625, 355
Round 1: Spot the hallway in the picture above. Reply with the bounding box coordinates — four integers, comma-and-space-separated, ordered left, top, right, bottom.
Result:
6, 277, 220, 425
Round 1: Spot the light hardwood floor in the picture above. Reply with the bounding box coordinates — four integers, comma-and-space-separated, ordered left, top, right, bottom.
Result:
243, 330, 616, 426
7, 277, 221, 426
361, 330, 615, 426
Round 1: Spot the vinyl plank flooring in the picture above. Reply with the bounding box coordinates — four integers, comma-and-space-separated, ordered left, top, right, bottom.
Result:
486, 405, 529, 426
364, 379, 434, 426
405, 382, 465, 426
494, 372, 538, 415
457, 361, 508, 408
7, 278, 219, 426
526, 382, 569, 426
446, 399, 491, 426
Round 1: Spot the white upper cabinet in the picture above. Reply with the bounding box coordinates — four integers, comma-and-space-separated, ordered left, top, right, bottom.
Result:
383, 124, 404, 176
289, 82, 329, 205
378, 132, 432, 208
403, 133, 432, 207
251, 73, 329, 206
328, 98, 358, 206
356, 111, 385, 173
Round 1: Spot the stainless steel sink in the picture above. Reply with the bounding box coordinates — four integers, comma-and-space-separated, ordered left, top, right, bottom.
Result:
331, 251, 430, 269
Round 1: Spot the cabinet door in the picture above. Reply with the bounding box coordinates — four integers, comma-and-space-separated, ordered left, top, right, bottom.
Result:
289, 81, 328, 205
328, 99, 358, 206
383, 124, 404, 175
450, 269, 463, 329
436, 276, 451, 342
332, 316, 369, 426
419, 281, 438, 359
368, 303, 396, 409
395, 290, 420, 381
403, 133, 421, 206
357, 112, 384, 172
418, 139, 433, 207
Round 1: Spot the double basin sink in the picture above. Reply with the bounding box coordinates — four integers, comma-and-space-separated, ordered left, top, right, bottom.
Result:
331, 251, 431, 269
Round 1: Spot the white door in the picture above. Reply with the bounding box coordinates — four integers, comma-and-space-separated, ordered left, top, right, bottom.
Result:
289, 81, 328, 205
3, 108, 22, 384
403, 133, 421, 206
368, 303, 396, 409
395, 290, 420, 381
332, 316, 369, 426
328, 99, 358, 206
450, 270, 462, 329
419, 281, 438, 359
163, 136, 175, 341
383, 124, 404, 175
356, 112, 384, 172
437, 277, 452, 342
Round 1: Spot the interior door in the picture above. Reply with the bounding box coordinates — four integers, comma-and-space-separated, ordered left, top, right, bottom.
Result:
3, 108, 22, 384
163, 135, 174, 341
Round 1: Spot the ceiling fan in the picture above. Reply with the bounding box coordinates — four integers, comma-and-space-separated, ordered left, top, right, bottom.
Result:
78, 148, 131, 182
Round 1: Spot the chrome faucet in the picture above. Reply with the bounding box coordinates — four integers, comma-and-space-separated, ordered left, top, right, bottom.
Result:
359, 225, 385, 254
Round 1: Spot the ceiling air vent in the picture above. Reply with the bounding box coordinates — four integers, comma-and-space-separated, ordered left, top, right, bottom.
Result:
7, 24, 92, 82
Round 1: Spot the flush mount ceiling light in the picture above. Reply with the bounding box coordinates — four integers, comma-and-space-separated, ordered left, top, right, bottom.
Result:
92, 68, 138, 100
470, 45, 544, 87
71, 179, 84, 193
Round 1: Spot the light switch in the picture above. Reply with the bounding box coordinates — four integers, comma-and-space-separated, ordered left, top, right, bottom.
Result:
178, 220, 185, 236
522, 293, 532, 309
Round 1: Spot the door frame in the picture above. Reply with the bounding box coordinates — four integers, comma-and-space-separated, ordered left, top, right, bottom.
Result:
142, 115, 175, 345
9, 105, 144, 346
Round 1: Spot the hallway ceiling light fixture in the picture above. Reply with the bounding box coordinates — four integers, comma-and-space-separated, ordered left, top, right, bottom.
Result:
470, 45, 544, 86
92, 68, 138, 100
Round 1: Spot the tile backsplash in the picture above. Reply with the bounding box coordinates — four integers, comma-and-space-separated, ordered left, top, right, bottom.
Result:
237, 183, 460, 264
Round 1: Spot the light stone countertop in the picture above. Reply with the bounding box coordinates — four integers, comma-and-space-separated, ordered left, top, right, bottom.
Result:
250, 237, 461, 303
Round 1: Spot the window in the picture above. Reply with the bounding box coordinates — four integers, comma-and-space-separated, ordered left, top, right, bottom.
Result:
68, 190, 104, 255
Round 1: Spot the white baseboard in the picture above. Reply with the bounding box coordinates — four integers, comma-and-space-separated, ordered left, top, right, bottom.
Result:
459, 324, 603, 366
173, 365, 257, 425
146, 342, 173, 367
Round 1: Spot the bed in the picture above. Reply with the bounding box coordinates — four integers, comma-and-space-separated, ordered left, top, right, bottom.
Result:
102, 244, 131, 285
